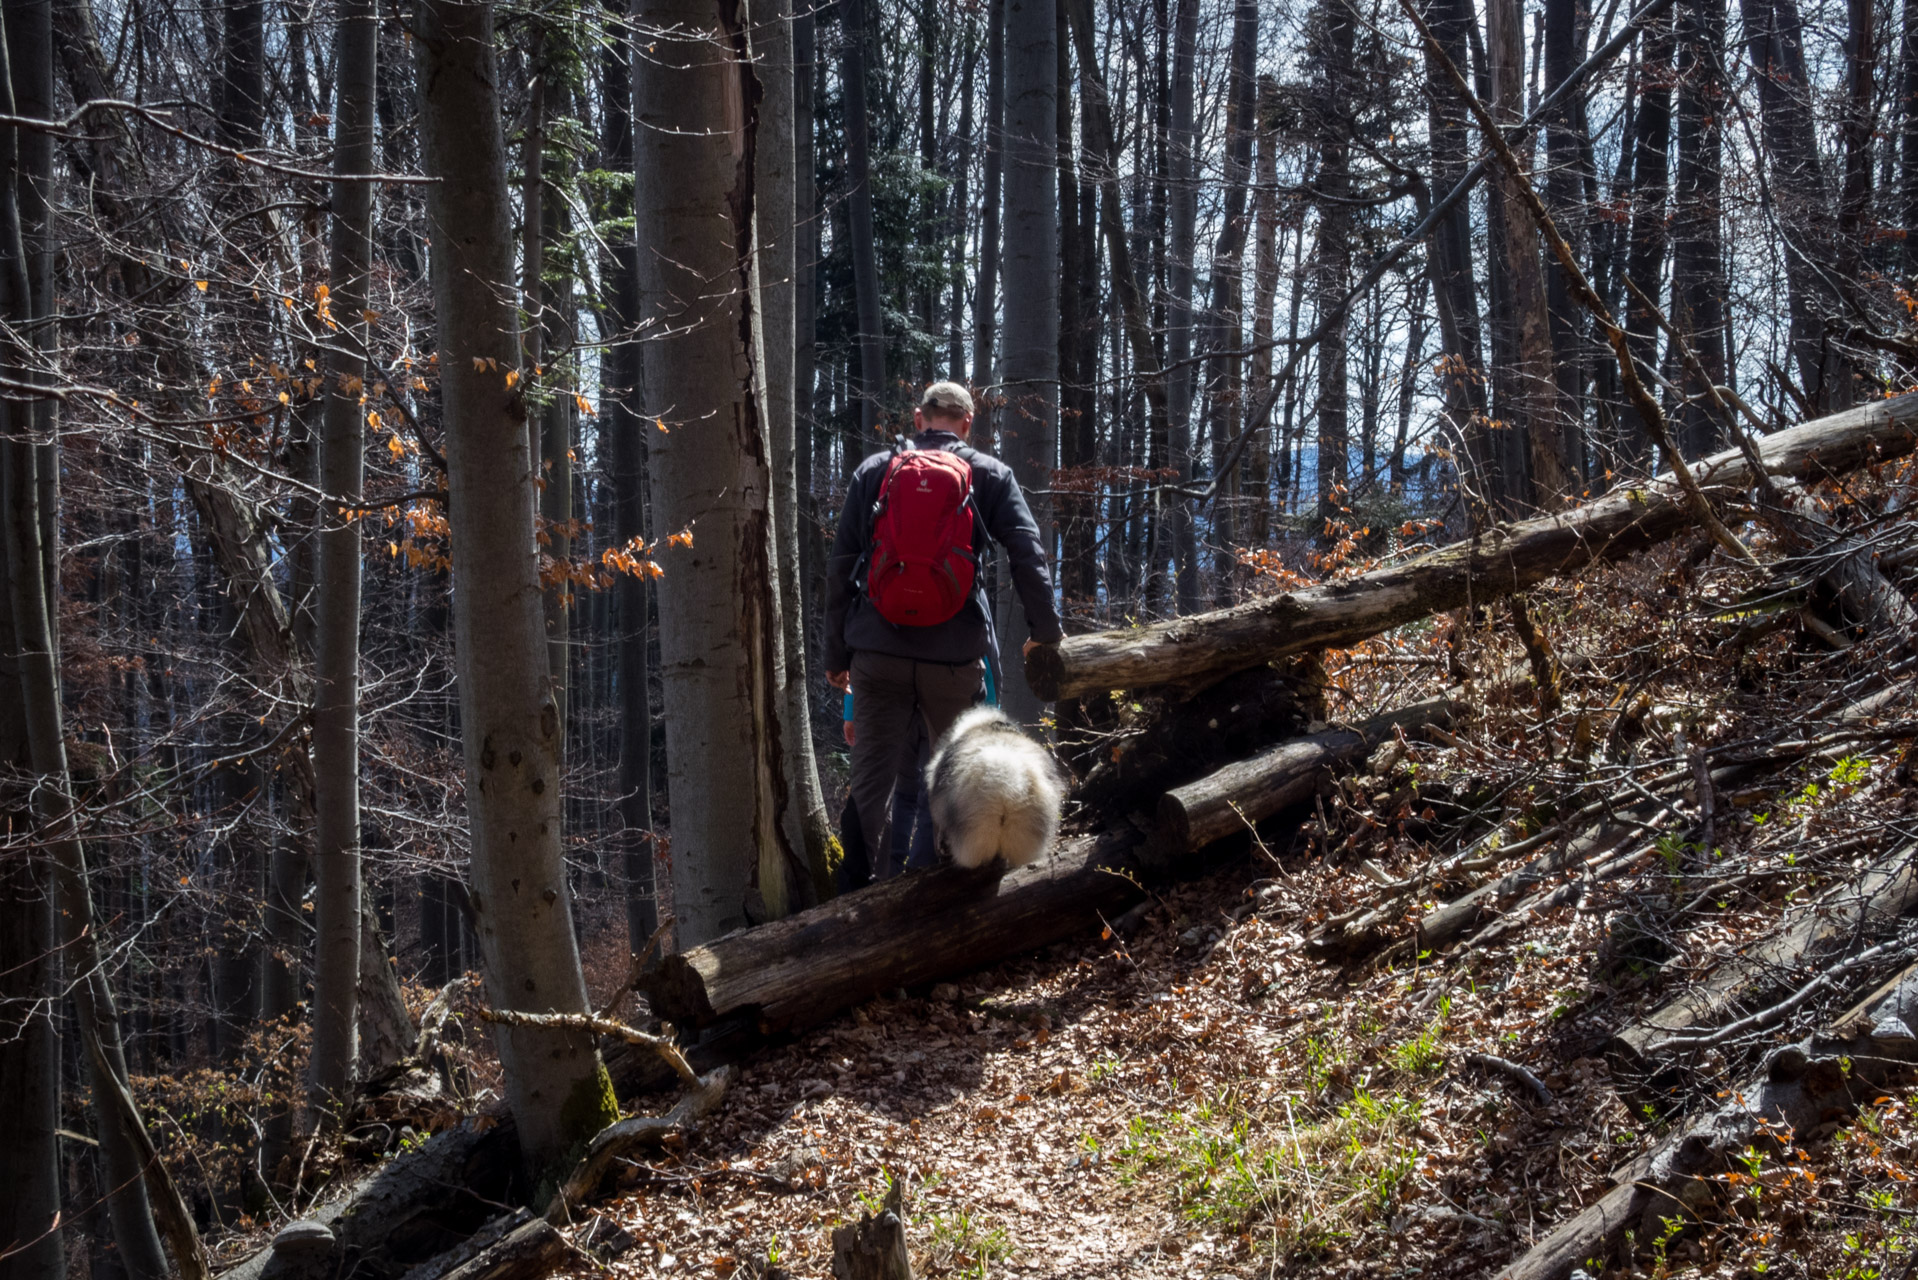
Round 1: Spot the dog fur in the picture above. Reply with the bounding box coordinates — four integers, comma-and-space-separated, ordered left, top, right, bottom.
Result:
925, 705, 1066, 871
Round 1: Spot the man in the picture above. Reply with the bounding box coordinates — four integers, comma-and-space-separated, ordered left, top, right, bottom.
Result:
825, 381, 1064, 879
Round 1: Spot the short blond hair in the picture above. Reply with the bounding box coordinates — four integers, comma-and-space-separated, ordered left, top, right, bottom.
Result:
918, 381, 975, 419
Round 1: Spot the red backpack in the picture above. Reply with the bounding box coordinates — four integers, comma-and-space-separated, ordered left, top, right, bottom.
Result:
865, 444, 978, 626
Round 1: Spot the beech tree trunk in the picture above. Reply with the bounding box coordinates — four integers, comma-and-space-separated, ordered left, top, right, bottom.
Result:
415, 0, 618, 1175
757, 0, 835, 900
972, 0, 1004, 441
1163, 0, 1199, 608
1672, 0, 1727, 455
601, 0, 656, 954
309, 0, 376, 1116
997, 0, 1060, 715
841, 0, 886, 443
1027, 390, 1918, 700
634, 0, 801, 940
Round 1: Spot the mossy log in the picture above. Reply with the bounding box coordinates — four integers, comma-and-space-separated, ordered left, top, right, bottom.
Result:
1027, 393, 1918, 701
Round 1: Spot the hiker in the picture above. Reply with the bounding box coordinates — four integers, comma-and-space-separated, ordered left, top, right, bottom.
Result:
825, 381, 1064, 881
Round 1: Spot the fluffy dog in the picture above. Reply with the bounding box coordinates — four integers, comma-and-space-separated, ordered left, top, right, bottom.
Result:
925, 705, 1066, 871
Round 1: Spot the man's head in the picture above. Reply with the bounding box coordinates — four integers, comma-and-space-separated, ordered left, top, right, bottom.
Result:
914, 381, 975, 438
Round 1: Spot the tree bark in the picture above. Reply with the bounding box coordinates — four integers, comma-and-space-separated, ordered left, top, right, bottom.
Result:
1313, 0, 1355, 529
972, 0, 1004, 441
0, 5, 169, 1269
0, 478, 61, 1280
634, 0, 802, 940
1672, 0, 1727, 456
642, 833, 1144, 1033
1027, 390, 1918, 700
758, 0, 835, 902
310, 0, 377, 1118
1489, 0, 1572, 502
841, 0, 886, 443
997, 0, 1060, 715
1164, 0, 1199, 607
1246, 75, 1279, 546
1620, 7, 1673, 463
1424, 0, 1495, 522
600, 0, 657, 954
415, 0, 618, 1175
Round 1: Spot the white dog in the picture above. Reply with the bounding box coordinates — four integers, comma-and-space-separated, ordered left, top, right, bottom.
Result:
925, 705, 1066, 871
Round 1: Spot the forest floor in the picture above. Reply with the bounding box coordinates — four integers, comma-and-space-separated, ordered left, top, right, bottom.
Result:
518, 537, 1918, 1280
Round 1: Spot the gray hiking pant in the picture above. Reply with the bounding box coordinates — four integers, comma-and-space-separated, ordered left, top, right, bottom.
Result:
849, 651, 984, 878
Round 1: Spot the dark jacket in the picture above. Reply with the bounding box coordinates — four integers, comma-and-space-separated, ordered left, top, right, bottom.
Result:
825, 429, 1064, 671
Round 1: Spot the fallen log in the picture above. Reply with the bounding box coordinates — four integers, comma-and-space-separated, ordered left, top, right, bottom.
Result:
1156, 698, 1459, 853
437, 1217, 576, 1280
1496, 959, 1918, 1280
1608, 837, 1918, 1082
641, 831, 1145, 1033
1026, 392, 1918, 702
1076, 660, 1317, 820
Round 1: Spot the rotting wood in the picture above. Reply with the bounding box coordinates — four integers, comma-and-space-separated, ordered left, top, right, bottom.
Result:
436, 1217, 577, 1280
1608, 837, 1918, 1086
640, 831, 1145, 1032
1157, 698, 1459, 853
1495, 963, 1918, 1280
830, 1177, 914, 1280
1025, 392, 1918, 702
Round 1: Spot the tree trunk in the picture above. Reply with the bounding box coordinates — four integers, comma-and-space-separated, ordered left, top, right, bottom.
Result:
601, 0, 656, 955
758, 0, 835, 901
414, 0, 618, 1176
1164, 0, 1199, 608
972, 0, 1003, 440
997, 0, 1060, 715
1246, 75, 1279, 547
310, 0, 377, 1118
1902, 0, 1918, 280
1542, 0, 1586, 464
634, 0, 802, 941
1425, 0, 1496, 523
1313, 0, 1355, 530
1671, 0, 1727, 455
1026, 391, 1918, 700
1490, 0, 1572, 502
1620, 6, 1673, 464
0, 489, 61, 1280
1740, 0, 1850, 408
1205, 0, 1256, 603
841, 0, 886, 443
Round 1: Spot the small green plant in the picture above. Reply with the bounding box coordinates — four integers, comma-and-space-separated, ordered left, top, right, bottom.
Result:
921, 1210, 1011, 1279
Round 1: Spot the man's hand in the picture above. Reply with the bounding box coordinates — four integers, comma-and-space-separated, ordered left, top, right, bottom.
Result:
828, 669, 851, 692
1021, 638, 1047, 660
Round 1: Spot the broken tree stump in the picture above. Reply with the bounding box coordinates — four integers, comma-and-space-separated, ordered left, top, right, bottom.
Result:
1027, 392, 1918, 701
1157, 697, 1459, 853
641, 831, 1145, 1033
830, 1179, 914, 1280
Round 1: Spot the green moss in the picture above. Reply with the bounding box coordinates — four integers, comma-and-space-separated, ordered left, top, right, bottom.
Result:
561, 1063, 621, 1145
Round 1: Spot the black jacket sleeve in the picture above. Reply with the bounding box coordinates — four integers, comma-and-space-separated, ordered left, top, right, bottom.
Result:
977, 463, 1065, 645
824, 463, 874, 673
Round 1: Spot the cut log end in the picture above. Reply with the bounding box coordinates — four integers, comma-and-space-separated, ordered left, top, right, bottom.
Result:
1025, 642, 1066, 702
